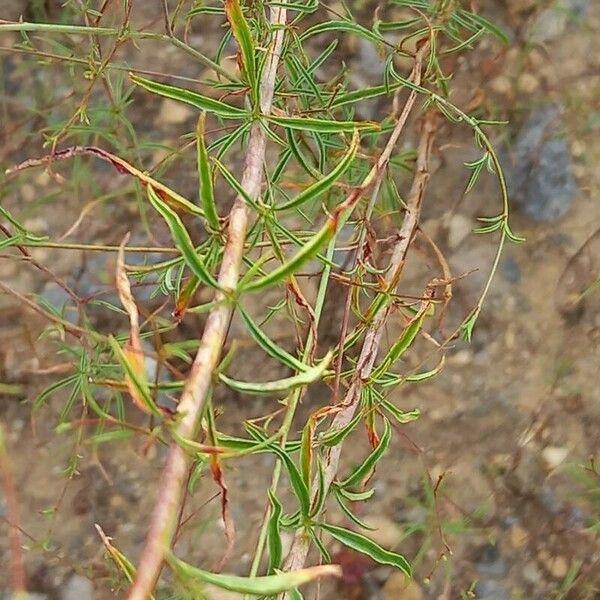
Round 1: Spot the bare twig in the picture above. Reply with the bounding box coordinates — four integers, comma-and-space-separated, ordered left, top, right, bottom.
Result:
282, 110, 437, 582
126, 4, 288, 598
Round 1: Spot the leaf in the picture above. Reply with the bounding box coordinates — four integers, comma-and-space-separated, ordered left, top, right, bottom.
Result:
115, 233, 142, 349
147, 186, 219, 289
108, 336, 162, 417
267, 490, 283, 573
331, 83, 403, 109
168, 552, 341, 594
225, 0, 257, 92
95, 525, 141, 589
219, 351, 332, 396
339, 418, 391, 489
241, 219, 336, 292
130, 73, 248, 119
300, 20, 382, 44
381, 401, 420, 425
238, 306, 309, 372
174, 275, 201, 321
334, 489, 377, 531
196, 113, 220, 231
319, 411, 362, 447
320, 523, 411, 576
276, 130, 359, 211
371, 309, 428, 380
268, 115, 378, 134
246, 423, 311, 518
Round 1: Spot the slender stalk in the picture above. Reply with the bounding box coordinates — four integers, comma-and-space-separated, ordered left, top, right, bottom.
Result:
126, 5, 288, 598
282, 110, 437, 583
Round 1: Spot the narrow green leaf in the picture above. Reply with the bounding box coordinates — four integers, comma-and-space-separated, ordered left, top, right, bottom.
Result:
245, 424, 311, 518
331, 82, 403, 108
196, 113, 220, 231
300, 422, 313, 486
334, 489, 377, 531
147, 187, 219, 289
337, 487, 375, 502
300, 20, 382, 44
320, 523, 411, 576
267, 490, 283, 573
238, 306, 309, 372
381, 401, 420, 424
371, 310, 427, 380
339, 418, 391, 489
241, 219, 336, 292
130, 74, 248, 119
213, 158, 261, 209
319, 411, 362, 447
168, 552, 340, 594
33, 374, 79, 412
225, 0, 257, 92
276, 130, 359, 211
219, 351, 332, 396
268, 115, 378, 134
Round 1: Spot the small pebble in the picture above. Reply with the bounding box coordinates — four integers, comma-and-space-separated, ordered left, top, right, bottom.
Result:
541, 446, 569, 471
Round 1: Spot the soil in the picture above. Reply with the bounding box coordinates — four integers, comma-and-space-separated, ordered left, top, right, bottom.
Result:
0, 2, 599, 599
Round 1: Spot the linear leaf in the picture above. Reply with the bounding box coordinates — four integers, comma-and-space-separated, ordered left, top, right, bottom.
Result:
168, 552, 340, 594
276, 130, 359, 211
267, 490, 283, 573
130, 73, 248, 119
371, 309, 428, 380
225, 0, 257, 92
320, 523, 411, 576
241, 219, 336, 292
267, 115, 378, 134
300, 21, 382, 44
245, 423, 311, 518
238, 306, 309, 372
147, 187, 219, 289
339, 418, 391, 489
219, 351, 332, 396
196, 113, 220, 231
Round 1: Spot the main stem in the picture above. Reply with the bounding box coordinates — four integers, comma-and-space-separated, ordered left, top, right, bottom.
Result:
127, 5, 288, 598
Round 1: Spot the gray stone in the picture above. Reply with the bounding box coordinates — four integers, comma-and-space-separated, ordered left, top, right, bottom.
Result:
60, 574, 94, 600
475, 543, 508, 578
530, 0, 589, 43
502, 104, 576, 222
475, 579, 509, 600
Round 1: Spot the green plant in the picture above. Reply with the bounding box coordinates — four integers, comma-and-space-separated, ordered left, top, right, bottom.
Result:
0, 1, 519, 598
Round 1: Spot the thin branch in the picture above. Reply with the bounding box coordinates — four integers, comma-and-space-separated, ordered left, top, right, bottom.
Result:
126, 4, 289, 598
282, 110, 438, 582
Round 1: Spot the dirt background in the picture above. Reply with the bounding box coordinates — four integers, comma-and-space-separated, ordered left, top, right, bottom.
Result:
0, 1, 599, 599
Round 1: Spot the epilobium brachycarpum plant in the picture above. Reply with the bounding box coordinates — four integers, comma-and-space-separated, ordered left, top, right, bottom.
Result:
0, 1, 522, 598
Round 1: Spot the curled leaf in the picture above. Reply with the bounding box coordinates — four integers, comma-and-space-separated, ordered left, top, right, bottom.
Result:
219, 351, 333, 396
168, 552, 341, 595
321, 523, 411, 576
